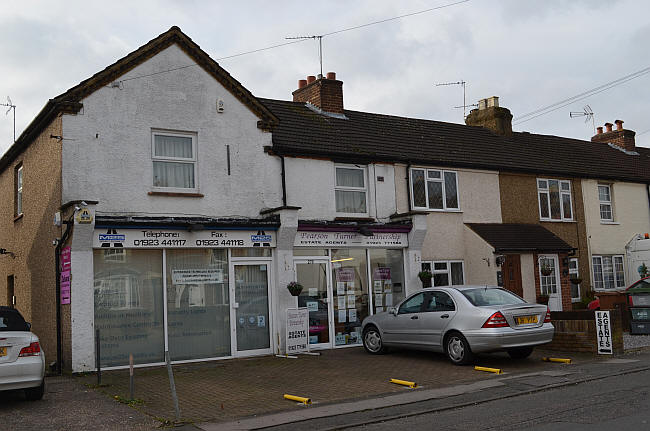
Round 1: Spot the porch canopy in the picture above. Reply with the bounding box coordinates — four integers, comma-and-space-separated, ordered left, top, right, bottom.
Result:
466, 223, 573, 253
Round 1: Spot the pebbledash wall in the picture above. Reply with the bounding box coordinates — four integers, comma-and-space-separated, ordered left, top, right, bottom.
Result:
61, 44, 284, 371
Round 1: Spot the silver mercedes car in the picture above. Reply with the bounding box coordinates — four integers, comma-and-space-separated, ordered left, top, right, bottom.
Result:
361, 286, 554, 365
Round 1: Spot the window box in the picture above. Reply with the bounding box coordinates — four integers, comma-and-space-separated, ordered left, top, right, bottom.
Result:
410, 168, 460, 211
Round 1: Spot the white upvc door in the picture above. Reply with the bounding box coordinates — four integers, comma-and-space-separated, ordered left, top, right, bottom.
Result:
539, 254, 563, 311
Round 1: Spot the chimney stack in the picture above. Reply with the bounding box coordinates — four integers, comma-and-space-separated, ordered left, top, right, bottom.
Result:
591, 119, 636, 152
292, 72, 344, 114
465, 96, 513, 136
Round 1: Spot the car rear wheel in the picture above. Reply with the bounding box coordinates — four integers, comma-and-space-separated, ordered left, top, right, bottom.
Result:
363, 326, 387, 354
507, 346, 534, 359
25, 379, 44, 401
445, 332, 474, 365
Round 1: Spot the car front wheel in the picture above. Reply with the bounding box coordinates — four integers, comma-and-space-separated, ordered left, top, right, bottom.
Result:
446, 332, 474, 365
363, 326, 387, 354
25, 379, 45, 401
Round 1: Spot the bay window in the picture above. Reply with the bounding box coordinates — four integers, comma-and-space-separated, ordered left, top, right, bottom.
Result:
410, 168, 459, 211
537, 178, 572, 221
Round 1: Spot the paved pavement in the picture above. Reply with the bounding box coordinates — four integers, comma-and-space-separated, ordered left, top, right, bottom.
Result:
79, 347, 596, 426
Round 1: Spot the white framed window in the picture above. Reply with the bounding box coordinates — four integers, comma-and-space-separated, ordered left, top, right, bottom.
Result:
592, 255, 625, 290
15, 164, 23, 216
421, 260, 465, 286
152, 130, 197, 191
103, 248, 126, 263
334, 165, 368, 216
569, 258, 580, 302
537, 178, 572, 221
410, 168, 459, 211
598, 184, 613, 222
539, 256, 559, 295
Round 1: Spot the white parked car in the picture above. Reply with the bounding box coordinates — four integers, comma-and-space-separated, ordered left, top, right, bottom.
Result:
0, 306, 45, 400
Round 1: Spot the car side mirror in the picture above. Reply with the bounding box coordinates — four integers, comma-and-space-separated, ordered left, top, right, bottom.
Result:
389, 307, 398, 316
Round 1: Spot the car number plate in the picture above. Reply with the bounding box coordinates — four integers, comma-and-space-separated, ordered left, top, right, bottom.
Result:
0, 347, 6, 357
515, 315, 538, 325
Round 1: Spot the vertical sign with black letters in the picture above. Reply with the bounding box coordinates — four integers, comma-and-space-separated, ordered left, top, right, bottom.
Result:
595, 310, 613, 354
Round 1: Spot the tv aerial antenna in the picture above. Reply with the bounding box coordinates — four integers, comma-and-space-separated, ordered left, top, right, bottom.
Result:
286, 35, 324, 77
0, 96, 16, 143
435, 80, 473, 120
570, 105, 595, 134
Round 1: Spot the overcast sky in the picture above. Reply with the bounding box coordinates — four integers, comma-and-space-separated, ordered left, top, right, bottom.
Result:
1, 0, 649, 156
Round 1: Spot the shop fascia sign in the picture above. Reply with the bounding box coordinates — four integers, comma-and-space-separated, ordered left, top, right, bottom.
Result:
294, 231, 408, 248
93, 228, 275, 248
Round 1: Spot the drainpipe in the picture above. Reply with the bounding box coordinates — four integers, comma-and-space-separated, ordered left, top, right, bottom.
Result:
281, 156, 287, 207
54, 217, 74, 375
406, 163, 412, 212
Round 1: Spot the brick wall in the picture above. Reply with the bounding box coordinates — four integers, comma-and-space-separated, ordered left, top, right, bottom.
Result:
292, 77, 344, 114
545, 309, 624, 354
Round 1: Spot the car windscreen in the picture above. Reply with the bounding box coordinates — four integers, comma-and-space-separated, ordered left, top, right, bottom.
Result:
461, 288, 526, 306
0, 309, 30, 331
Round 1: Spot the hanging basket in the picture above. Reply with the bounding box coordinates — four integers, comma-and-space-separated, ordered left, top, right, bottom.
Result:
418, 271, 433, 288
286, 282, 304, 296
569, 277, 583, 285
540, 265, 553, 277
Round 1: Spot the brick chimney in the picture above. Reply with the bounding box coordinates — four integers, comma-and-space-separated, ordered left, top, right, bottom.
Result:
465, 96, 513, 136
591, 119, 636, 152
292, 72, 343, 114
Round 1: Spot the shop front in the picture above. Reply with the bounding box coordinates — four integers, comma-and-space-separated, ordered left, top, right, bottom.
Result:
292, 227, 409, 348
91, 227, 276, 368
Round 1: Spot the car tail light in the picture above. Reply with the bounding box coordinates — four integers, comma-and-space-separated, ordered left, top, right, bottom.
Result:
482, 311, 509, 328
19, 342, 41, 357
544, 307, 551, 323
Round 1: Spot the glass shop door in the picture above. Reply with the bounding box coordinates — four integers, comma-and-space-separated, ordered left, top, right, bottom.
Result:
231, 262, 272, 356
294, 259, 333, 348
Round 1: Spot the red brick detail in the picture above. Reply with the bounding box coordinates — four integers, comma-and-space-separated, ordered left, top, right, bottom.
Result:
292, 77, 344, 114
591, 125, 636, 152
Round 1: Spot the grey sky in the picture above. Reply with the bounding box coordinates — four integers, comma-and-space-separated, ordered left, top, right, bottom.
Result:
1, 0, 649, 156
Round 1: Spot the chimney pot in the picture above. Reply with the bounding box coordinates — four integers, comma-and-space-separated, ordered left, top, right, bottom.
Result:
326, 72, 336, 80
487, 96, 500, 108
615, 119, 624, 131
605, 122, 613, 132
292, 73, 344, 114
298, 79, 307, 89
307, 75, 316, 84
596, 126, 603, 134
478, 98, 488, 110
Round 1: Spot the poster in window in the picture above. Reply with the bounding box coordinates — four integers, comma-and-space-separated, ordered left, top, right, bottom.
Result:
336, 267, 355, 282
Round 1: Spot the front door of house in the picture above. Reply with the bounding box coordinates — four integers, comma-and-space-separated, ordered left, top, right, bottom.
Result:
231, 262, 271, 355
294, 259, 332, 348
503, 254, 523, 298
539, 254, 563, 311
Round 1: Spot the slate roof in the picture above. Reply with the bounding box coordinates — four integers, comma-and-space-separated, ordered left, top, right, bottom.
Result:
260, 98, 650, 183
466, 223, 573, 253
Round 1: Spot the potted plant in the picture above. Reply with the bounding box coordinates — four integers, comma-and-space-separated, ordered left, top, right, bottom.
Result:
286, 281, 303, 296
540, 264, 553, 276
418, 270, 433, 288
536, 294, 549, 305
569, 276, 583, 285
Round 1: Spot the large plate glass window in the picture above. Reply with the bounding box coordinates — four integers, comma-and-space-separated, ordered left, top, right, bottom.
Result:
335, 165, 367, 216
569, 258, 580, 302
598, 185, 613, 222
165, 249, 230, 361
152, 131, 197, 191
331, 249, 368, 346
410, 168, 459, 211
592, 255, 625, 290
369, 249, 405, 314
421, 260, 464, 287
93, 249, 164, 367
537, 179, 572, 221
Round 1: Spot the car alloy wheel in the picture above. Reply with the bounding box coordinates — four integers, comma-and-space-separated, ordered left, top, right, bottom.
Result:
363, 326, 386, 354
446, 333, 473, 365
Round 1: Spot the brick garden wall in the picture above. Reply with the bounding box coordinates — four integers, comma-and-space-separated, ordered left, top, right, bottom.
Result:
544, 309, 624, 354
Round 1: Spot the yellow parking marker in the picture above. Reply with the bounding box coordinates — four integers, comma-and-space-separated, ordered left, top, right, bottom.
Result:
542, 357, 572, 364
474, 366, 502, 374
283, 394, 312, 405
390, 378, 417, 388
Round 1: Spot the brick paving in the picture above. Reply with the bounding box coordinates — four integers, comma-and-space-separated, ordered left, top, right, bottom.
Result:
81, 347, 593, 425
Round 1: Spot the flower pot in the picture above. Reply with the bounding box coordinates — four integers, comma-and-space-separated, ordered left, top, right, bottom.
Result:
286, 282, 303, 297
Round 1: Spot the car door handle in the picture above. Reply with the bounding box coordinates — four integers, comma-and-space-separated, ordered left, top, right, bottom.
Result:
440, 314, 449, 319
411, 315, 419, 320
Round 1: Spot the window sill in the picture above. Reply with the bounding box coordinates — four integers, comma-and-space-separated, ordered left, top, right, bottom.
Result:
539, 219, 575, 223
412, 208, 463, 213
148, 191, 204, 198
600, 221, 620, 225
14, 213, 23, 222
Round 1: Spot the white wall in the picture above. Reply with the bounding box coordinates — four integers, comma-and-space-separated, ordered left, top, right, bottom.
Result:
284, 158, 396, 221
61, 44, 283, 217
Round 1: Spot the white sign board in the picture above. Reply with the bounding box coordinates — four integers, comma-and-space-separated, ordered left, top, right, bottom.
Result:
286, 308, 309, 355
93, 228, 275, 248
172, 269, 223, 284
595, 310, 613, 354
294, 231, 408, 248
